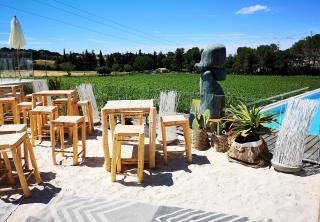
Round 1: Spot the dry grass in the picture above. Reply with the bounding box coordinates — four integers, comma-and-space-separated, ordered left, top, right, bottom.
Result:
33, 70, 97, 77
34, 59, 56, 65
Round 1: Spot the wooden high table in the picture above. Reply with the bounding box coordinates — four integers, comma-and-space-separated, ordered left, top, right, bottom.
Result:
101, 99, 157, 172
31, 90, 78, 115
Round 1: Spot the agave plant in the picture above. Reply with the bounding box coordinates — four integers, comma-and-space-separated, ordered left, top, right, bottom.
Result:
192, 108, 211, 131
223, 103, 277, 143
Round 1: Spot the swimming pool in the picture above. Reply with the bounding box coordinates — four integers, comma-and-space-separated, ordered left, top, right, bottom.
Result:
263, 89, 320, 135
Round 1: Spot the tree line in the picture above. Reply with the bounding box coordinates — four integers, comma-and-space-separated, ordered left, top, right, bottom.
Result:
0, 33, 319, 75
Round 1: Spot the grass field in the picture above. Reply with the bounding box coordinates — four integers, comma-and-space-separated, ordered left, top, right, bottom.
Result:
42, 73, 320, 112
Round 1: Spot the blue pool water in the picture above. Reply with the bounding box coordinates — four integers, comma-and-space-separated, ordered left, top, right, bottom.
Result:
265, 91, 320, 135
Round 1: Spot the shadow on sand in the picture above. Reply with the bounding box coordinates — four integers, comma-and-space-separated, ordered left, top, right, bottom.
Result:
1, 172, 61, 206
117, 146, 210, 187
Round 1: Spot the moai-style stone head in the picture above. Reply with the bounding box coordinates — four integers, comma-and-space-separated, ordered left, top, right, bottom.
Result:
195, 44, 226, 81
193, 44, 227, 118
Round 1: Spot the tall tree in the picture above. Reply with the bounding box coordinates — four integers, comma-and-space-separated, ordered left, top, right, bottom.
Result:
174, 48, 185, 71
98, 50, 106, 67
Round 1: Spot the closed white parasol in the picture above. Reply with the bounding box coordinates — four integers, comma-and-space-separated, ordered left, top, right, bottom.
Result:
8, 16, 26, 78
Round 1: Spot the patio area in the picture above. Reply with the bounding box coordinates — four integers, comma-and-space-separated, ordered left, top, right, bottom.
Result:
1, 125, 319, 222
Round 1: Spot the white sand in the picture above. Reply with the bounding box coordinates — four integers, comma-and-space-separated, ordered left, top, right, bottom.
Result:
7, 126, 320, 222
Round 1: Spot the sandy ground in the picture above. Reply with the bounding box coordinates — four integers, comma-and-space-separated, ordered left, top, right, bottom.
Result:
4, 126, 320, 222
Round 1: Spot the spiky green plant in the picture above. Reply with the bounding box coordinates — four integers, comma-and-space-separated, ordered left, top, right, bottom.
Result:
192, 109, 210, 130
223, 103, 277, 143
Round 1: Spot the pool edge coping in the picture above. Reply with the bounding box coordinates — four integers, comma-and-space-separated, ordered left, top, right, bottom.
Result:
262, 88, 320, 112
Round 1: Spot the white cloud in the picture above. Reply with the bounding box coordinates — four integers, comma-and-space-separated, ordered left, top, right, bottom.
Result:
236, 5, 270, 15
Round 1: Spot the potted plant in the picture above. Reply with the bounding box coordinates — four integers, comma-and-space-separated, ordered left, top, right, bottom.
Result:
211, 121, 229, 152
191, 109, 211, 150
224, 103, 276, 167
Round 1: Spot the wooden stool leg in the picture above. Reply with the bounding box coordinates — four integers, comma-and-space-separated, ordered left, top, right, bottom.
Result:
109, 114, 116, 137
116, 141, 121, 173
86, 104, 93, 135
2, 152, 15, 186
182, 123, 192, 164
50, 122, 57, 165
60, 126, 65, 157
30, 114, 36, 146
161, 122, 168, 165
81, 120, 86, 159
102, 112, 111, 172
23, 141, 30, 171
120, 114, 125, 125
37, 114, 42, 143
25, 138, 41, 184
88, 103, 94, 133
22, 109, 28, 125
137, 134, 145, 184
0, 104, 4, 125
0, 152, 3, 169
13, 101, 20, 124
138, 114, 143, 125
72, 124, 78, 166
111, 136, 119, 182
12, 148, 31, 198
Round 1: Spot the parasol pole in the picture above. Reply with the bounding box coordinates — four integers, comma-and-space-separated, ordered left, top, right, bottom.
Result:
16, 48, 21, 79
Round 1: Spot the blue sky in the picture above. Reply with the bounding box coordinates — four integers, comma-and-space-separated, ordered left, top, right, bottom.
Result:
0, 0, 319, 55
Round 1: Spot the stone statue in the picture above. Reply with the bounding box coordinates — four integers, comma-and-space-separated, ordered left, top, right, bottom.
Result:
195, 44, 226, 118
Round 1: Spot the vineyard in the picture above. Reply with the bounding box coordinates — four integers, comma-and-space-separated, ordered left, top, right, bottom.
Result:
44, 73, 320, 112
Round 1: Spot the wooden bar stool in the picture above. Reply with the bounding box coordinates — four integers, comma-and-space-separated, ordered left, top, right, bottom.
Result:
77, 100, 94, 135
51, 116, 86, 165
29, 106, 58, 146
4, 85, 24, 103
160, 115, 192, 165
120, 111, 143, 125
0, 132, 41, 198
0, 124, 27, 187
17, 102, 42, 125
111, 124, 145, 183
0, 124, 27, 135
0, 97, 20, 125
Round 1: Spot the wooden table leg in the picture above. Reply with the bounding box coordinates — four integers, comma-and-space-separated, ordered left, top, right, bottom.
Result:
149, 107, 156, 168
102, 111, 111, 172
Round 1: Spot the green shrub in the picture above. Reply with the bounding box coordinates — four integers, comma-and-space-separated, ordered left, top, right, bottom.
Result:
123, 64, 133, 72
112, 64, 122, 72
97, 66, 111, 76
48, 78, 61, 90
